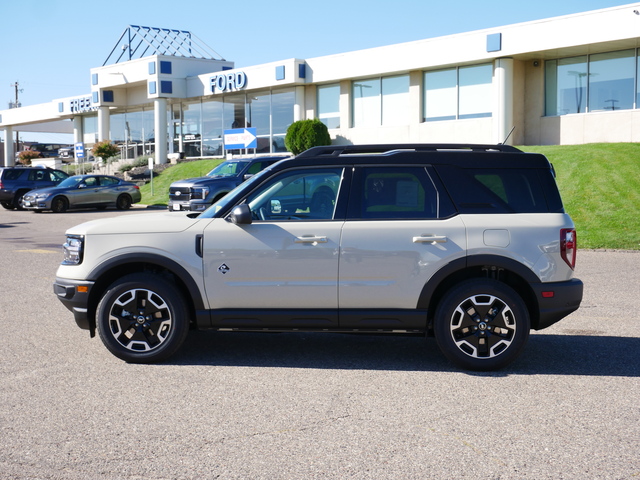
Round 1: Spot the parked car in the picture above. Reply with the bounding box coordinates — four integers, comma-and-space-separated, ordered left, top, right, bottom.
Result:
54, 144, 583, 370
21, 174, 141, 213
168, 156, 288, 212
0, 166, 69, 210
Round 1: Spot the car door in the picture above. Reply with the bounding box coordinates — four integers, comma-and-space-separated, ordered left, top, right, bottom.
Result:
97, 176, 122, 205
202, 166, 349, 329
338, 166, 467, 329
70, 176, 102, 207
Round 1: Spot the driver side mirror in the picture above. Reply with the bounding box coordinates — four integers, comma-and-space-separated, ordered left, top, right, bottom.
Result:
228, 204, 253, 225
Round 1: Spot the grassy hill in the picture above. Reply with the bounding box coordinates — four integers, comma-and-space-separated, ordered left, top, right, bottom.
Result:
139, 144, 640, 250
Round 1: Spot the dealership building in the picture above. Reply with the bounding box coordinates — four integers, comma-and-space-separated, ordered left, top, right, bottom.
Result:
3, 3, 640, 166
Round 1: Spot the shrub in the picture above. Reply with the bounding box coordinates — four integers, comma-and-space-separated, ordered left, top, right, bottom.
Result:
92, 140, 120, 163
17, 150, 42, 165
285, 119, 331, 155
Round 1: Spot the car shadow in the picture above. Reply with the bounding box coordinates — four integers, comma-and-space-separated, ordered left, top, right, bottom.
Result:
169, 331, 640, 377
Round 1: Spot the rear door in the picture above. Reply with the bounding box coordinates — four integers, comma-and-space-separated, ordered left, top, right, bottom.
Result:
338, 166, 466, 329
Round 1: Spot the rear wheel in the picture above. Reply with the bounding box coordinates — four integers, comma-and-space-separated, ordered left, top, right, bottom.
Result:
434, 279, 530, 371
97, 273, 190, 363
51, 196, 68, 213
116, 194, 132, 210
1, 201, 13, 210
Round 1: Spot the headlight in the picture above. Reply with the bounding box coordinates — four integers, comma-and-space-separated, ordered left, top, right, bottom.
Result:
193, 187, 210, 199
62, 235, 84, 265
35, 192, 51, 200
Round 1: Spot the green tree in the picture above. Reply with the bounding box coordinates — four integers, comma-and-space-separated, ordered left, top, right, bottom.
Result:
92, 140, 120, 163
285, 119, 331, 155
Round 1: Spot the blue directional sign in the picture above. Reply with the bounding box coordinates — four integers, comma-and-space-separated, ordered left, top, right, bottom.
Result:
224, 128, 257, 150
74, 142, 85, 159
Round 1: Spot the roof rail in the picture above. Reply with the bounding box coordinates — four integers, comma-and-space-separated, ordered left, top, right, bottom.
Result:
295, 144, 522, 158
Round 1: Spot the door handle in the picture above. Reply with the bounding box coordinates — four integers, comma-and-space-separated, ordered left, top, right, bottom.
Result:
295, 236, 328, 244
413, 235, 448, 244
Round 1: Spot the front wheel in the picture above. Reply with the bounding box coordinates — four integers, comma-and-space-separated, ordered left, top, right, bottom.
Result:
434, 279, 530, 371
96, 273, 190, 363
51, 196, 68, 213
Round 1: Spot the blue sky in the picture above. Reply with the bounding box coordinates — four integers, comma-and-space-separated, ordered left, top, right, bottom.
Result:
0, 0, 634, 142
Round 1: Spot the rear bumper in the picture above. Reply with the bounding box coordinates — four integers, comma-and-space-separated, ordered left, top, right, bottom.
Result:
53, 277, 95, 331
532, 278, 584, 330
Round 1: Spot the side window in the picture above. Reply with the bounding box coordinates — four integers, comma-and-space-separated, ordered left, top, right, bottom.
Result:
50, 171, 67, 182
246, 162, 264, 175
83, 177, 98, 187
352, 167, 439, 219
436, 166, 549, 213
98, 176, 119, 186
245, 168, 344, 221
29, 170, 47, 181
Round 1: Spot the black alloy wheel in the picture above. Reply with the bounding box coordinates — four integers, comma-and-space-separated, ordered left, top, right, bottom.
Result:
434, 279, 530, 371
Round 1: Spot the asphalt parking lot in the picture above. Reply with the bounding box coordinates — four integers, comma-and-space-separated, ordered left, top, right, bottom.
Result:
0, 207, 638, 479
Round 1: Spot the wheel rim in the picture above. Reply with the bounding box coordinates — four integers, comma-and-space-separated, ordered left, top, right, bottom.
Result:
448, 294, 516, 359
107, 288, 173, 352
117, 195, 130, 209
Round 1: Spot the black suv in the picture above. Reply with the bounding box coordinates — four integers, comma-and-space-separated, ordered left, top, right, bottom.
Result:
168, 156, 288, 212
0, 166, 69, 210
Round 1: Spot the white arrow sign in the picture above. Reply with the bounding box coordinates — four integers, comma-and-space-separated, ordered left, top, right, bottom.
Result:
224, 128, 257, 149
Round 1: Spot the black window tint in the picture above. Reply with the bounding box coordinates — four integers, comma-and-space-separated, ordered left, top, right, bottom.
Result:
353, 167, 438, 219
436, 166, 551, 213
29, 170, 47, 181
4, 170, 23, 181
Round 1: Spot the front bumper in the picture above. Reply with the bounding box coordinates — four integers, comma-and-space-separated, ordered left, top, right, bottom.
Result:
53, 277, 95, 331
168, 200, 209, 212
532, 278, 584, 330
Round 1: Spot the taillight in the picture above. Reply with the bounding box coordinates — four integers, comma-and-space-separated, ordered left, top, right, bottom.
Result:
560, 228, 577, 270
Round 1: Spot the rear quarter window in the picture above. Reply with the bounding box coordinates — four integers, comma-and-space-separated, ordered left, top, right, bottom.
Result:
435, 166, 563, 213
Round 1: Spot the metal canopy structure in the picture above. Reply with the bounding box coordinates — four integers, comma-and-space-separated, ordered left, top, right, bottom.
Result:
103, 25, 225, 66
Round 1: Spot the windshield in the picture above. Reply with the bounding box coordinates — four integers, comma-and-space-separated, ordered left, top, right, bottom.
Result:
206, 161, 249, 178
57, 176, 85, 188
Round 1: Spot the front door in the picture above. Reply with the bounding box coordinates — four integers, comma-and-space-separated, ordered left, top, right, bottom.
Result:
202, 167, 347, 329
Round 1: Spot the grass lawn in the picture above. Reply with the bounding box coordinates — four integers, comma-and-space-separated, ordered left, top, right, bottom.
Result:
522, 144, 640, 250
139, 144, 640, 250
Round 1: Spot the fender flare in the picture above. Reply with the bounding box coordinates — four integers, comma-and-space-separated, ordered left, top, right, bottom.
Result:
417, 254, 540, 310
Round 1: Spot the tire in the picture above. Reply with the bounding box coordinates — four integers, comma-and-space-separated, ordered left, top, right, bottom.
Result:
51, 196, 68, 213
1, 201, 14, 210
116, 194, 132, 210
13, 190, 29, 210
434, 279, 530, 371
96, 273, 190, 363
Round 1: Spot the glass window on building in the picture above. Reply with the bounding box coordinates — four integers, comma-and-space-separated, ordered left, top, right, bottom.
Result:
82, 116, 97, 145
424, 64, 492, 121
588, 49, 635, 112
353, 78, 381, 128
352, 75, 409, 127
317, 84, 340, 129
424, 68, 457, 121
182, 101, 202, 157
382, 75, 410, 126
202, 98, 224, 157
458, 64, 492, 119
271, 89, 294, 153
546, 56, 588, 115
248, 92, 271, 153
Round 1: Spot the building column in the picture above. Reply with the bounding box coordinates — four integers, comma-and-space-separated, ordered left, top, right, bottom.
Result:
293, 86, 305, 122
97, 106, 110, 142
73, 116, 83, 145
3, 126, 14, 166
493, 58, 514, 144
154, 98, 168, 164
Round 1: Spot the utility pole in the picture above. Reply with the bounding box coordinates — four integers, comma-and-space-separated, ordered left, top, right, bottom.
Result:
9, 81, 22, 154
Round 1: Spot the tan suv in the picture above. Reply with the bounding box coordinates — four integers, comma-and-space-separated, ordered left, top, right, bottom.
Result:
53, 144, 583, 370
